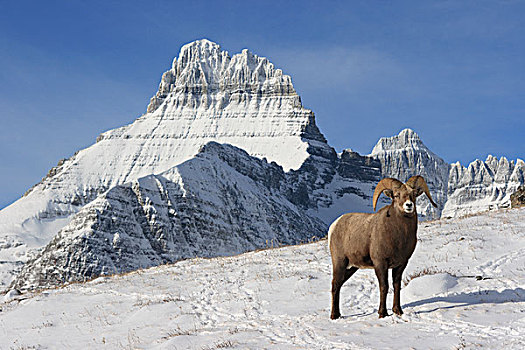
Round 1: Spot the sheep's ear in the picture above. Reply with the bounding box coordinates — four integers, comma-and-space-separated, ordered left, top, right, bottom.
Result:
383, 189, 394, 198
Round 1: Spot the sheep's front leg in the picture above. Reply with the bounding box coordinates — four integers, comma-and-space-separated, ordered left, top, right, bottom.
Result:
374, 264, 389, 318
392, 263, 407, 316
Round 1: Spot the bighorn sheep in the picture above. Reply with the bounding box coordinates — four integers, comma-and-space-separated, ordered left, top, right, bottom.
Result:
328, 176, 437, 319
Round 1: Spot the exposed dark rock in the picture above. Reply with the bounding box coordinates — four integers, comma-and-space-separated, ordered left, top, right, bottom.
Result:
511, 186, 525, 208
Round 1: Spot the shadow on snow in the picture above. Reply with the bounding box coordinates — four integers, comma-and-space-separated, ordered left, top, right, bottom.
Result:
403, 288, 525, 314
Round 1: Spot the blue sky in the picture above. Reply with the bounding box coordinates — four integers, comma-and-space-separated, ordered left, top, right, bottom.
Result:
1, 0, 524, 209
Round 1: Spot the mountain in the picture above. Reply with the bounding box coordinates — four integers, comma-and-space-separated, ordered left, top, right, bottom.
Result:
369, 129, 524, 219
11, 142, 327, 291
11, 137, 384, 291
0, 39, 334, 287
442, 156, 525, 218
369, 128, 450, 219
0, 39, 378, 290
1, 39, 330, 232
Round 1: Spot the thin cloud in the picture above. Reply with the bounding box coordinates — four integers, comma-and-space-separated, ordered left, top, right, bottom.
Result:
268, 46, 412, 96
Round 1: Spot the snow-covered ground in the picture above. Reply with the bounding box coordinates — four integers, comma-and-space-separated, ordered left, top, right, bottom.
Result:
1, 208, 524, 349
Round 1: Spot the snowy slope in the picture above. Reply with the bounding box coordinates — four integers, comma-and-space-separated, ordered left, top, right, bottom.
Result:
11, 142, 326, 291
6, 142, 381, 290
2, 208, 524, 349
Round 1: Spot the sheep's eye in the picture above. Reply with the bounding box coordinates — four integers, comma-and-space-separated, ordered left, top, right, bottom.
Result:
394, 194, 400, 198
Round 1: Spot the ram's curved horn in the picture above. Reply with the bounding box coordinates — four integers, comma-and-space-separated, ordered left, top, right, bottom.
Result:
372, 178, 404, 211
406, 175, 438, 208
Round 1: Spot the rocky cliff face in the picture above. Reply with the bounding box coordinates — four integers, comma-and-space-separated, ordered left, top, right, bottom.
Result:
442, 156, 525, 217
370, 129, 450, 219
12, 143, 327, 291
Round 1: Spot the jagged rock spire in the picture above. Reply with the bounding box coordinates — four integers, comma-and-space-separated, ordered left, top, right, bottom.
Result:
146, 39, 298, 114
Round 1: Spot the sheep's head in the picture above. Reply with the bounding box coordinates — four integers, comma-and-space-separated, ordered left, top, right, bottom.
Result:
372, 176, 437, 216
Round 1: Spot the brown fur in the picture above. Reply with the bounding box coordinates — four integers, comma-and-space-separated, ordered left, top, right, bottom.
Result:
329, 176, 436, 319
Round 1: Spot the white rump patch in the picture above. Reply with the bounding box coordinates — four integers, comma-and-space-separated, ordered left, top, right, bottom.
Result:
328, 215, 343, 249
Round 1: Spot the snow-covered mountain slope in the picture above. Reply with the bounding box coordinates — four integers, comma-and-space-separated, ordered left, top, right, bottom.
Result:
301, 149, 381, 223
0, 39, 340, 288
442, 156, 525, 218
370, 128, 450, 219
11, 142, 326, 291
2, 208, 524, 349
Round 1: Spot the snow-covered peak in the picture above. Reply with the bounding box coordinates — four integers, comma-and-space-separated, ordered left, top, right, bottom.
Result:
147, 39, 294, 114
0, 39, 334, 290
177, 39, 223, 66
370, 128, 426, 155
398, 127, 421, 139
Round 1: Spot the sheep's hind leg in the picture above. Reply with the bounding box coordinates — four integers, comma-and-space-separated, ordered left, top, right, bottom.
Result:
392, 263, 407, 316
374, 264, 389, 318
331, 260, 356, 319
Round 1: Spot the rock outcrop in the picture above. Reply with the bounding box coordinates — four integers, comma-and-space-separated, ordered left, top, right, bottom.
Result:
511, 186, 525, 208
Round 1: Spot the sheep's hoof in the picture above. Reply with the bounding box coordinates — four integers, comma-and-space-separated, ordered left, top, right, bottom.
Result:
330, 311, 341, 320
392, 306, 403, 316
378, 310, 388, 318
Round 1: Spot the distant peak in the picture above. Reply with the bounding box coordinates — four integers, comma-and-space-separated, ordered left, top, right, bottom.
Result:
370, 128, 425, 156
184, 38, 219, 47
398, 128, 420, 139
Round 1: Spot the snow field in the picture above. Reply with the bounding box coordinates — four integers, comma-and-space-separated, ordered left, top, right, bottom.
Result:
1, 208, 524, 349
